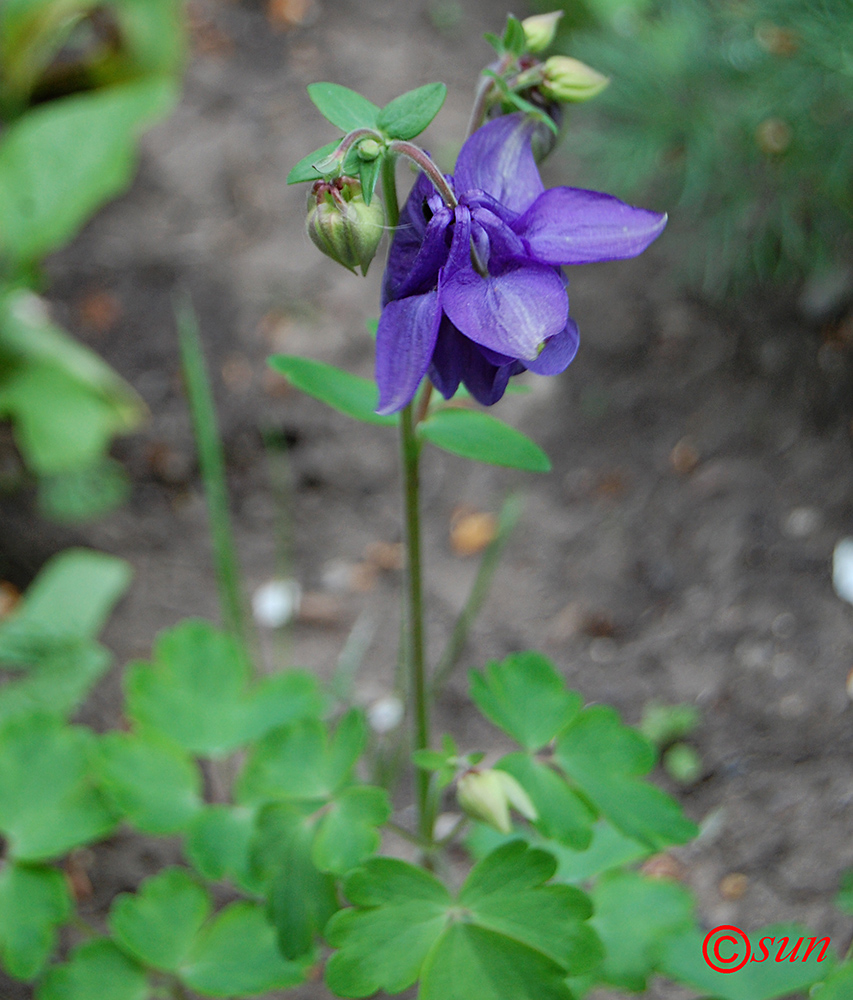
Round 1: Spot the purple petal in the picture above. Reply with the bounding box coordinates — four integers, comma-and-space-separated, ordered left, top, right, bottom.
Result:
392, 206, 453, 301
441, 207, 568, 360
428, 316, 463, 399
514, 187, 667, 265
382, 172, 451, 304
463, 349, 524, 406
454, 114, 544, 216
523, 318, 580, 374
375, 292, 442, 414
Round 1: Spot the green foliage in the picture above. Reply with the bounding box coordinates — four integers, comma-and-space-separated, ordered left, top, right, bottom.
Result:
326, 841, 601, 1000
37, 939, 148, 1000
376, 82, 447, 141
268, 355, 397, 426
814, 961, 853, 1000
125, 618, 324, 757
0, 713, 117, 861
418, 407, 551, 472
0, 862, 72, 980
307, 82, 381, 132
660, 923, 835, 999
559, 0, 853, 295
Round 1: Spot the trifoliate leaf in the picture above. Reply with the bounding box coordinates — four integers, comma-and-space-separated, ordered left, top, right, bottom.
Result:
97, 732, 202, 834
470, 652, 581, 751
0, 714, 116, 861
659, 922, 835, 1000
251, 802, 339, 960
585, 870, 694, 991
419, 408, 551, 472
0, 862, 72, 980
37, 939, 148, 1000
325, 841, 601, 999
495, 754, 595, 849
181, 901, 307, 996
306, 83, 380, 131
554, 706, 697, 850
125, 619, 323, 757
377, 83, 447, 140
267, 355, 396, 426
108, 868, 211, 973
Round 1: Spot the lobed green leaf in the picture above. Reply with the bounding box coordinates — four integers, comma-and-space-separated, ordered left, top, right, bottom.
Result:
185, 804, 263, 895
36, 939, 148, 1000
286, 139, 341, 184
470, 652, 581, 751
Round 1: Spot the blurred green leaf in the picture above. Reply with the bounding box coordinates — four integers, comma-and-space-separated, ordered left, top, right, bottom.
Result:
268, 355, 396, 426
306, 82, 379, 131
0, 645, 111, 725
470, 652, 581, 751
311, 785, 391, 875
181, 901, 307, 996
125, 619, 323, 757
251, 802, 339, 959
0, 862, 72, 980
418, 407, 551, 471
583, 870, 694, 992
0, 714, 116, 861
835, 868, 853, 915
36, 939, 147, 1000
97, 732, 203, 834
0, 79, 177, 262
660, 922, 835, 1000
377, 82, 446, 140
812, 960, 853, 1000
639, 701, 700, 747
495, 755, 595, 849
109, 868, 210, 973
555, 706, 697, 850
37, 458, 131, 522
236, 711, 366, 805
185, 804, 263, 895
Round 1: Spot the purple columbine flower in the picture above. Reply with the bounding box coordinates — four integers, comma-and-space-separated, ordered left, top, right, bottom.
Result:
375, 113, 667, 414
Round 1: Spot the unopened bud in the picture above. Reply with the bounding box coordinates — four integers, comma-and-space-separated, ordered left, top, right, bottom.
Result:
357, 139, 382, 161
306, 177, 384, 275
457, 768, 537, 834
541, 56, 609, 103
522, 11, 563, 53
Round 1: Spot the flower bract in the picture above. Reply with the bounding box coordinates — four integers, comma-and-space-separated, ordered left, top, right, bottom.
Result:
376, 113, 667, 414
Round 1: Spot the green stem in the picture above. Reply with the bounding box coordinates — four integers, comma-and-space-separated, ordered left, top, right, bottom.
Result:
175, 294, 251, 658
381, 153, 400, 229
399, 402, 432, 841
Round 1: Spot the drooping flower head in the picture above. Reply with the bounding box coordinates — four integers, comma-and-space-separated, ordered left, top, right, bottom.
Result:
376, 113, 667, 414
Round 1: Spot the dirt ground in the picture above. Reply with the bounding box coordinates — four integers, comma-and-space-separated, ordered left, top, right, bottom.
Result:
3, 1, 853, 997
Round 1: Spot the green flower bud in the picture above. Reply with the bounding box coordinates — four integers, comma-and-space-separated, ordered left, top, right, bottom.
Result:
306, 177, 384, 275
357, 138, 382, 161
457, 768, 537, 834
541, 55, 609, 103
521, 11, 563, 53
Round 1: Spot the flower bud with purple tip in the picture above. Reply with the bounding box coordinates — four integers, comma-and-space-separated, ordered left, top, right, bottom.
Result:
306, 176, 384, 276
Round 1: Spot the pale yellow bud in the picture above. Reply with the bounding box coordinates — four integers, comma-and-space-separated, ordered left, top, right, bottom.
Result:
457, 768, 538, 834
521, 11, 563, 53
542, 56, 609, 103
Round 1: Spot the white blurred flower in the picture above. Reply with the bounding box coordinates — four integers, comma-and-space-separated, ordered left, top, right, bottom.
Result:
252, 578, 301, 628
367, 694, 405, 735
832, 538, 853, 605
